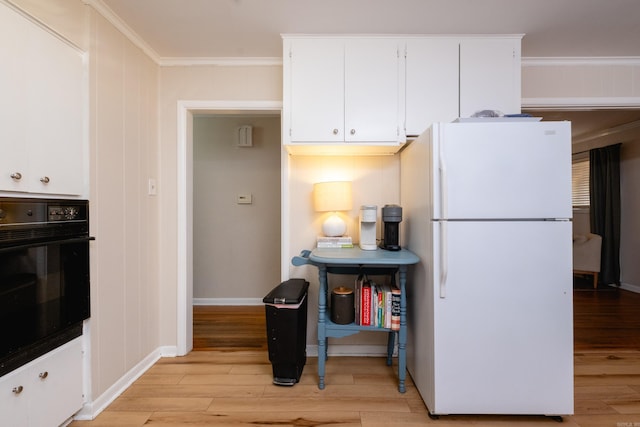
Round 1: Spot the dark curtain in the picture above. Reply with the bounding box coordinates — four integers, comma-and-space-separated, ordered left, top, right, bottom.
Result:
589, 143, 621, 286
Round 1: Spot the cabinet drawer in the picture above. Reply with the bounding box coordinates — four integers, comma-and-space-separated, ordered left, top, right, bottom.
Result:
0, 337, 83, 427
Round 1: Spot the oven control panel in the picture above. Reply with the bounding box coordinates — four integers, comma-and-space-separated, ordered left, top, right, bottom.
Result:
48, 206, 82, 221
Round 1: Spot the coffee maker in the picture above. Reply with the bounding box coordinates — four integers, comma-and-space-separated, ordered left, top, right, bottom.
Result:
359, 205, 377, 250
380, 204, 402, 251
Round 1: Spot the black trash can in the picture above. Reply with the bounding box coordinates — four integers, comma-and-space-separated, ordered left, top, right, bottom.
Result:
263, 278, 309, 386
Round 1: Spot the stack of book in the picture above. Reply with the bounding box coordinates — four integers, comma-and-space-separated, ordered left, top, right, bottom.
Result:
316, 236, 353, 248
354, 274, 400, 330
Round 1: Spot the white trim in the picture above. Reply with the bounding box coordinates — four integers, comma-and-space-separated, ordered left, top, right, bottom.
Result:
73, 346, 176, 420
83, 0, 160, 63
177, 100, 283, 357
522, 56, 640, 67
522, 97, 640, 109
193, 298, 263, 306
160, 57, 282, 67
618, 282, 640, 294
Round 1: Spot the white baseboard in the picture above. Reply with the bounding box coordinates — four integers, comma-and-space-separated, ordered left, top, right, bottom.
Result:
193, 297, 263, 306
617, 282, 640, 294
73, 345, 178, 420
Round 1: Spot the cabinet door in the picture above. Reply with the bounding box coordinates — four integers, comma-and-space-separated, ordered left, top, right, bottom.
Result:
29, 338, 83, 427
345, 38, 402, 142
405, 38, 459, 136
459, 37, 521, 118
288, 38, 344, 142
0, 3, 29, 192
0, 2, 84, 196
24, 12, 84, 196
0, 368, 30, 427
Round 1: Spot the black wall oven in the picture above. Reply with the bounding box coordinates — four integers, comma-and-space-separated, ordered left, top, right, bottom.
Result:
0, 197, 92, 377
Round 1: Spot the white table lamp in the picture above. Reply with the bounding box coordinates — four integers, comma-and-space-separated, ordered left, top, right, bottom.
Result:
314, 181, 352, 237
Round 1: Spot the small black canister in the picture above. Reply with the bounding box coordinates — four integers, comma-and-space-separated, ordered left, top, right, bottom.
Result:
331, 286, 355, 324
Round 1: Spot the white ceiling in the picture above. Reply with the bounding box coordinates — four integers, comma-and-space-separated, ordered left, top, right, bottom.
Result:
99, 0, 640, 141
100, 0, 640, 59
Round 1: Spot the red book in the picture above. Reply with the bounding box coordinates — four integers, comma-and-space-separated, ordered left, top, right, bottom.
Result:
362, 282, 371, 326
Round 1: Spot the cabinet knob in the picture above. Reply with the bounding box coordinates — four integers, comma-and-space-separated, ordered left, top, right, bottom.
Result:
350, 129, 356, 135
10, 172, 22, 180
40, 176, 50, 184
332, 129, 339, 135
12, 385, 24, 394
39, 371, 49, 380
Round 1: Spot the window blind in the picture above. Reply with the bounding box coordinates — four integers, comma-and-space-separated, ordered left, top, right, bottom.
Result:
572, 152, 590, 207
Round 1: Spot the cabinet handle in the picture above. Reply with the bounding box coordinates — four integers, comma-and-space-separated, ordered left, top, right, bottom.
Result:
12, 385, 24, 394
39, 371, 49, 380
40, 176, 50, 184
332, 129, 339, 135
10, 172, 22, 180
350, 129, 356, 135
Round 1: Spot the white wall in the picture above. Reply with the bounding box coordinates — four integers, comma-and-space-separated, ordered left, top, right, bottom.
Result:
86, 6, 160, 405
522, 58, 640, 105
193, 116, 281, 301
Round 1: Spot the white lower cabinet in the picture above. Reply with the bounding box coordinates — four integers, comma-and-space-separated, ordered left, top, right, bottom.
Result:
0, 338, 83, 427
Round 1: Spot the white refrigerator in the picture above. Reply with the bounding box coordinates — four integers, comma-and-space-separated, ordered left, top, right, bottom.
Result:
400, 120, 574, 416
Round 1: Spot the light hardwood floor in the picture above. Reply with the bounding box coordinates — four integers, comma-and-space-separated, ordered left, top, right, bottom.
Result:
70, 289, 640, 427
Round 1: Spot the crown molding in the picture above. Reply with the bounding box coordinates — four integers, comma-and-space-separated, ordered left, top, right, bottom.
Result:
83, 0, 160, 63
159, 57, 282, 67
522, 97, 640, 109
63, 8, 640, 70
522, 56, 640, 67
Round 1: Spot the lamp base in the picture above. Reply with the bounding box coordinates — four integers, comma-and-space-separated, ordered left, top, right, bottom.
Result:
322, 214, 346, 237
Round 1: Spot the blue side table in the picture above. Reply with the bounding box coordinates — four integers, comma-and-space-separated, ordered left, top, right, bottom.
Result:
292, 247, 419, 393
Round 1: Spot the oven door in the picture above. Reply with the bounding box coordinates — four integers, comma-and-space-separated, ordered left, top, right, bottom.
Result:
0, 237, 90, 375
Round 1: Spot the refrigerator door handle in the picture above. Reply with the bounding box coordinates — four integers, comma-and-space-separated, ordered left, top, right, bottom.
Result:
438, 135, 448, 298
439, 220, 448, 299
438, 136, 448, 220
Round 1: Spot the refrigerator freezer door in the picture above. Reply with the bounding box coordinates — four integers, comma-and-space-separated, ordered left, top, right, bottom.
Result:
431, 220, 573, 415
432, 121, 572, 220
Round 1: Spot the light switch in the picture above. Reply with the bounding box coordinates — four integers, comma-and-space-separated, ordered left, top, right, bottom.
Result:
148, 178, 157, 196
237, 194, 252, 204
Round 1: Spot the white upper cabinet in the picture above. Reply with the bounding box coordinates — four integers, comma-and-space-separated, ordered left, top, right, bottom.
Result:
405, 38, 460, 137
343, 38, 404, 142
0, 3, 85, 196
285, 38, 344, 143
283, 36, 405, 154
282, 34, 522, 155
459, 37, 522, 118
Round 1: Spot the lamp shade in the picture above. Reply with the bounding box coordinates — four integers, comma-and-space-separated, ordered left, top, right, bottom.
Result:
313, 181, 352, 212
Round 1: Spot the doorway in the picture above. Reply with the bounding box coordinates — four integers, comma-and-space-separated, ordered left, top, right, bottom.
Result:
176, 101, 283, 355
192, 113, 281, 304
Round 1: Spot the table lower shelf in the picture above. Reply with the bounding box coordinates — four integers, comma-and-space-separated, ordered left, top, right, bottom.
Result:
323, 318, 396, 338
